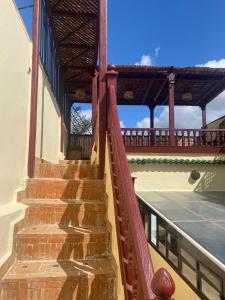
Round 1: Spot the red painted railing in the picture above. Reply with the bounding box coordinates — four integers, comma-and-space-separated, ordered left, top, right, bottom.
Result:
106, 67, 175, 299
122, 128, 225, 148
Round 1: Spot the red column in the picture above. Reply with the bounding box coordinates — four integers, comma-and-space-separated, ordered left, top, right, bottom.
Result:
92, 71, 98, 151
98, 0, 107, 179
168, 73, 175, 146
28, 0, 41, 178
149, 106, 154, 128
202, 106, 207, 128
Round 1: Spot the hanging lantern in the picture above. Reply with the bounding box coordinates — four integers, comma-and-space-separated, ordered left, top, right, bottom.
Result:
75, 88, 86, 100
124, 90, 134, 100
182, 92, 192, 102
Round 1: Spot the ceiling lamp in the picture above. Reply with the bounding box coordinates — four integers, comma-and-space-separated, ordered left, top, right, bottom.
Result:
124, 91, 134, 100
75, 88, 86, 100
182, 92, 192, 102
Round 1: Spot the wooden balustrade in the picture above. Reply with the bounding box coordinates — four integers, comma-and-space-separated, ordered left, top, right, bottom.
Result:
122, 128, 225, 149
107, 67, 175, 299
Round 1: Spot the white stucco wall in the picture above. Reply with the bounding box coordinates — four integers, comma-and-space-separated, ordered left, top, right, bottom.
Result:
128, 154, 225, 192
36, 63, 62, 163
0, 0, 31, 266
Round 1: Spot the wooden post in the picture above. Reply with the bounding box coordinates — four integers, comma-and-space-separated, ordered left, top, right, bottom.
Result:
201, 105, 207, 129
168, 73, 175, 146
60, 72, 65, 154
92, 71, 98, 135
28, 0, 41, 178
151, 268, 175, 300
149, 106, 155, 128
98, 0, 107, 179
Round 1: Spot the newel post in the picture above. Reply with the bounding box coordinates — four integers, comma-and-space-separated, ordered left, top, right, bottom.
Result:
151, 268, 175, 300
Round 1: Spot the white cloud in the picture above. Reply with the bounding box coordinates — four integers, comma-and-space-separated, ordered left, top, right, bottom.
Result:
120, 120, 125, 128
80, 109, 92, 120
135, 54, 152, 66
197, 58, 225, 68
135, 47, 161, 66
154, 46, 160, 57
137, 117, 150, 128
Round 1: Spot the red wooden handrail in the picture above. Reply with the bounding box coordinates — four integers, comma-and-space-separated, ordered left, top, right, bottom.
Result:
106, 67, 175, 299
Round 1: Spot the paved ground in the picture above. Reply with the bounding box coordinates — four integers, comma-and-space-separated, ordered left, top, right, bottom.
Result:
137, 191, 225, 266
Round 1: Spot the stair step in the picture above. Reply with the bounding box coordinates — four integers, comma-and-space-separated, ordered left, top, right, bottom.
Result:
23, 199, 106, 227
16, 225, 109, 260
59, 160, 91, 165
25, 179, 105, 200
0, 259, 115, 300
37, 163, 98, 179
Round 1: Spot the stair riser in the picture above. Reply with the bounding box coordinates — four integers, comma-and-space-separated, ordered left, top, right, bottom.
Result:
0, 275, 115, 300
26, 180, 104, 200
16, 234, 109, 260
37, 164, 98, 179
0, 275, 114, 300
25, 204, 106, 227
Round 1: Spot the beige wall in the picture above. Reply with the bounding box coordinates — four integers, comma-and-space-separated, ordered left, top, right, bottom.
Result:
149, 244, 200, 300
36, 63, 63, 163
128, 154, 225, 192
104, 137, 125, 300
0, 0, 67, 268
0, 0, 31, 266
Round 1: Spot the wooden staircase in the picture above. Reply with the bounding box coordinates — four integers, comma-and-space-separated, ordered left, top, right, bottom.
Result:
0, 161, 115, 300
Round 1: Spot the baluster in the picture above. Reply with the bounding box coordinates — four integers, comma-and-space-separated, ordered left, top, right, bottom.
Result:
154, 130, 157, 146
174, 130, 177, 146
152, 268, 175, 300
167, 130, 169, 146
216, 131, 219, 147
148, 129, 151, 147
181, 130, 184, 147
193, 130, 196, 146
159, 130, 162, 146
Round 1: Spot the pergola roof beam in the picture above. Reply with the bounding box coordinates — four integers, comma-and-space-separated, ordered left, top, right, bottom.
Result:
52, 11, 97, 18
152, 79, 168, 105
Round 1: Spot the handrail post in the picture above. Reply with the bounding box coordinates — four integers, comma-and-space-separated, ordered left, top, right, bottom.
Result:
107, 64, 118, 92
152, 268, 175, 300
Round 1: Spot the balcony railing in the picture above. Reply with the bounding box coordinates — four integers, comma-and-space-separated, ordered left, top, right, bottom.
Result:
122, 128, 225, 153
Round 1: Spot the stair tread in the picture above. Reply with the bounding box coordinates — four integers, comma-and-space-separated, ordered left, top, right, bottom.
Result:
3, 259, 113, 280
18, 224, 107, 236
28, 178, 103, 183
22, 198, 104, 205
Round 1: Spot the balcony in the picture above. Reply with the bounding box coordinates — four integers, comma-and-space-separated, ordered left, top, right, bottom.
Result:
122, 128, 225, 153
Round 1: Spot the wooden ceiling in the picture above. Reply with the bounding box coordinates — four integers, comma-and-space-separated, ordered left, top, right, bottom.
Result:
115, 65, 225, 107
46, 0, 99, 99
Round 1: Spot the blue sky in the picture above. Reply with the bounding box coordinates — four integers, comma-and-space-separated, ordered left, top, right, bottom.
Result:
16, 0, 225, 128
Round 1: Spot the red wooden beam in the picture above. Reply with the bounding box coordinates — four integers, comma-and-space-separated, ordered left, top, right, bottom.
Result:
98, 0, 107, 179
28, 0, 41, 178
